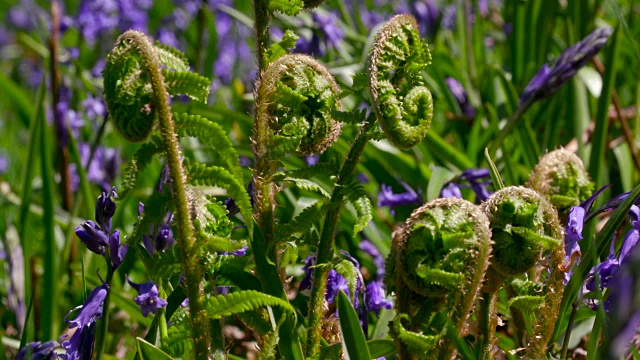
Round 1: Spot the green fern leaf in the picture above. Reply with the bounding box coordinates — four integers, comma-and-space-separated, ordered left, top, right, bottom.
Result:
269, 133, 304, 159
392, 315, 438, 355
204, 290, 296, 320
286, 160, 339, 180
334, 259, 360, 303
121, 135, 164, 196
351, 195, 372, 236
351, 71, 369, 91
162, 70, 211, 103
330, 108, 368, 124
508, 295, 545, 314
154, 42, 189, 72
174, 112, 243, 184
269, 0, 304, 15
267, 30, 299, 64
237, 311, 274, 335
276, 201, 326, 241
184, 160, 252, 233
285, 177, 330, 198
257, 331, 280, 360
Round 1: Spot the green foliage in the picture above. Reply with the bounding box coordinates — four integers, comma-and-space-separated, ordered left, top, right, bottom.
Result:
204, 290, 296, 320
120, 135, 164, 196
369, 14, 433, 149
162, 70, 211, 103
266, 30, 299, 64
285, 177, 331, 198
337, 290, 372, 360
392, 315, 438, 356
333, 259, 360, 303
351, 195, 372, 236
184, 160, 253, 234
153, 42, 190, 72
137, 338, 174, 360
269, 0, 304, 15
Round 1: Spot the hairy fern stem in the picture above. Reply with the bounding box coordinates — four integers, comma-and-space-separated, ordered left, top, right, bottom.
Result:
306, 117, 376, 356
111, 31, 210, 359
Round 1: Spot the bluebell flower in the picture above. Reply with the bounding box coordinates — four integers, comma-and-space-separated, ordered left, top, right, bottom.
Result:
59, 282, 108, 360
127, 278, 169, 317
75, 220, 109, 255
95, 187, 117, 233
519, 26, 613, 109
358, 239, 385, 282
69, 142, 120, 191
412, 0, 439, 38
441, 168, 492, 202
82, 94, 107, 122
305, 154, 320, 166
154, 224, 174, 253
16, 341, 58, 360
441, 182, 463, 199
565, 206, 585, 264
299, 255, 316, 295
364, 281, 393, 315
76, 0, 119, 44
108, 230, 128, 270
445, 77, 476, 117
0, 153, 9, 175
7, 0, 47, 31
378, 182, 422, 215
141, 211, 175, 255
117, 0, 151, 33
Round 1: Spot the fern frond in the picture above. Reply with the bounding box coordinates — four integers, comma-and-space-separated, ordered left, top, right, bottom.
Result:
392, 315, 438, 355
285, 177, 330, 198
162, 70, 211, 103
173, 112, 243, 183
154, 42, 190, 72
269, 0, 304, 15
351, 195, 372, 236
334, 259, 360, 303
184, 160, 252, 233
508, 295, 545, 314
237, 311, 274, 335
204, 290, 296, 320
120, 135, 164, 196
266, 30, 300, 64
275, 201, 326, 241
257, 331, 279, 360
285, 160, 339, 180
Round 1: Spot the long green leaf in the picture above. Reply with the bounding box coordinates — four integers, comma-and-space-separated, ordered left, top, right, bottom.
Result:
136, 337, 174, 360
0, 72, 34, 127
337, 290, 371, 360
368, 339, 396, 358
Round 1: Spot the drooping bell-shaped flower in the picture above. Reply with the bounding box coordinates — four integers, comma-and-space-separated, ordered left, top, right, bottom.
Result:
127, 278, 168, 317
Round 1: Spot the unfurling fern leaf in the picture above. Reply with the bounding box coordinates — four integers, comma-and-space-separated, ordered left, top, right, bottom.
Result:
154, 42, 190, 72
369, 14, 433, 149
392, 315, 438, 356
162, 70, 211, 103
204, 290, 296, 320
388, 198, 491, 359
255, 54, 342, 158
173, 112, 243, 183
351, 195, 372, 236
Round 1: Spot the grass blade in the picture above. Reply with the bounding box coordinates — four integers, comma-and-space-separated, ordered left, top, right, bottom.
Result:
337, 290, 371, 360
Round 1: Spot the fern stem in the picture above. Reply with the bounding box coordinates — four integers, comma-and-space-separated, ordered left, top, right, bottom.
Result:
118, 31, 210, 359
254, 0, 270, 73
306, 118, 376, 356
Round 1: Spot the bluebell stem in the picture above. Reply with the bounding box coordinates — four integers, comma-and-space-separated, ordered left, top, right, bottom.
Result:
59, 282, 109, 360
445, 77, 476, 117
16, 341, 58, 360
127, 277, 168, 317
519, 26, 613, 109
378, 182, 422, 215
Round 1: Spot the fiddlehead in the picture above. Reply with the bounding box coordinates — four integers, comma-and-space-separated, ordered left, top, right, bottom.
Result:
254, 53, 342, 159
528, 148, 593, 216
369, 14, 433, 149
480, 186, 565, 358
387, 198, 491, 359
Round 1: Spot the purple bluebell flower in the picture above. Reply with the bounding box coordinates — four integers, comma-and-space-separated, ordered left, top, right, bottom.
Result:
0, 153, 8, 175
519, 26, 613, 109
154, 224, 174, 253
412, 0, 439, 38
441, 5, 457, 30
378, 183, 422, 215
108, 230, 128, 270
565, 206, 585, 263
358, 240, 385, 282
326, 269, 358, 306
441, 182, 463, 199
141, 212, 175, 255
95, 187, 117, 233
445, 77, 476, 117
295, 11, 344, 57
16, 341, 58, 360
127, 278, 169, 317
60, 282, 109, 360
117, 0, 151, 33
75, 220, 109, 255
299, 255, 316, 295
7, 0, 47, 31
305, 154, 320, 166
76, 0, 119, 44
364, 281, 393, 315
82, 94, 107, 122
71, 142, 120, 191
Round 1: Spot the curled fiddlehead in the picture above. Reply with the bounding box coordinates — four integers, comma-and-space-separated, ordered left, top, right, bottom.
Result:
369, 14, 433, 149
387, 197, 491, 359
528, 148, 593, 216
480, 186, 565, 358
254, 53, 342, 159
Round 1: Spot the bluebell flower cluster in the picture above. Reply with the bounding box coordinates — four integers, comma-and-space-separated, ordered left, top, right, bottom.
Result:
211, 0, 253, 88
75, 188, 128, 270
16, 340, 58, 360
445, 77, 476, 117
295, 10, 344, 56
519, 26, 613, 109
59, 282, 109, 360
127, 277, 169, 317
440, 168, 492, 202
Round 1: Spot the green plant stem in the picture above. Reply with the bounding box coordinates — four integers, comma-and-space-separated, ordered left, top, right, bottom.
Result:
95, 265, 114, 360
560, 300, 579, 359
120, 31, 210, 359
488, 102, 528, 156
477, 291, 498, 360
306, 119, 376, 356
254, 0, 270, 72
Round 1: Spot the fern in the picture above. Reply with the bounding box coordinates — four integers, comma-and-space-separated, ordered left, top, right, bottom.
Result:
508, 295, 546, 314
275, 201, 326, 241
173, 112, 243, 183
204, 290, 296, 320
120, 135, 164, 196
154, 42, 190, 72
285, 177, 331, 198
237, 311, 274, 335
392, 315, 438, 356
162, 70, 211, 103
266, 30, 299, 64
184, 160, 252, 233
269, 0, 304, 15
351, 195, 372, 236
334, 259, 360, 303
